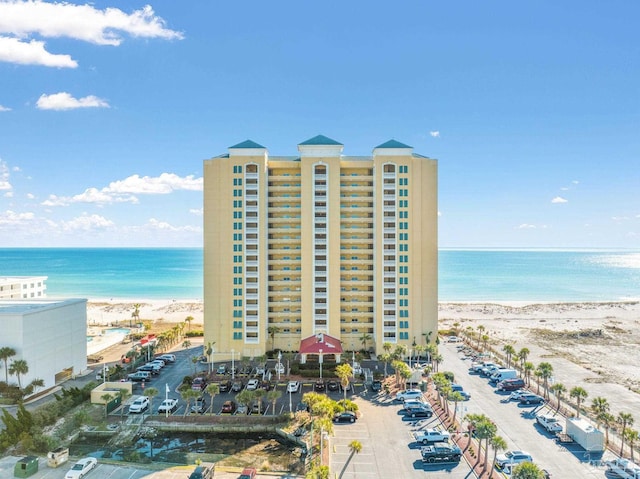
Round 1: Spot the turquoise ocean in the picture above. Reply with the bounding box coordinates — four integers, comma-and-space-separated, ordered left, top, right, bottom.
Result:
0, 248, 639, 302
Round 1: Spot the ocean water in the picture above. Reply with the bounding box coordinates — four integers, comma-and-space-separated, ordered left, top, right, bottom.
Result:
0, 248, 639, 302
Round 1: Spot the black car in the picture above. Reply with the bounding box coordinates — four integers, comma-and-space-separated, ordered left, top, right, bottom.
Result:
371, 380, 382, 392
296, 402, 309, 412
519, 393, 544, 405
219, 380, 232, 392
327, 380, 339, 391
260, 380, 271, 391
314, 379, 326, 391
405, 406, 433, 418
333, 411, 357, 423
231, 380, 244, 392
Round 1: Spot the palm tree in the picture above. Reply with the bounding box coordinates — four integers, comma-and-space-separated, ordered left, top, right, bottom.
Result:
518, 347, 530, 373
476, 325, 485, 350
490, 434, 508, 473
9, 359, 28, 389
535, 362, 553, 399
253, 389, 266, 414
267, 389, 282, 415
267, 325, 281, 352
448, 390, 465, 425
549, 383, 566, 413
569, 386, 588, 418
378, 353, 391, 377
143, 387, 159, 416
179, 386, 200, 417
101, 393, 114, 418
523, 361, 535, 387
118, 388, 131, 423
481, 334, 490, 351
205, 383, 220, 415
599, 412, 616, 445
591, 396, 610, 417
335, 363, 353, 401
503, 344, 515, 368
131, 303, 141, 327
0, 347, 16, 384
618, 412, 634, 455
184, 315, 194, 331
511, 461, 545, 479
625, 428, 639, 461
339, 440, 362, 479
359, 333, 372, 352
28, 378, 44, 394
205, 341, 215, 373
476, 417, 497, 470
382, 342, 392, 354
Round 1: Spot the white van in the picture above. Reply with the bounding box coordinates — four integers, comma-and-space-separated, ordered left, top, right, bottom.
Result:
489, 368, 518, 383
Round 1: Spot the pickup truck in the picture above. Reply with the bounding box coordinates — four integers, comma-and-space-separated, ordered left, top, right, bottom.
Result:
414, 428, 451, 445
605, 458, 640, 478
536, 414, 563, 433
421, 442, 462, 463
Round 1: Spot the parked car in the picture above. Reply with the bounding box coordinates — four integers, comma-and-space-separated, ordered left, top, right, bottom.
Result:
405, 404, 434, 418
371, 380, 382, 392
216, 364, 228, 375
260, 380, 272, 391
414, 428, 450, 445
218, 380, 232, 392
157, 398, 178, 414
314, 379, 326, 391
251, 400, 266, 414
191, 377, 207, 391
188, 464, 214, 479
296, 402, 309, 412
157, 353, 176, 363
128, 396, 149, 414
65, 457, 98, 479
236, 403, 249, 415
127, 371, 151, 382
239, 467, 257, 479
221, 400, 237, 414
333, 411, 357, 423
421, 442, 462, 463
402, 399, 427, 411
191, 396, 207, 414
287, 380, 301, 393
536, 414, 563, 433
246, 378, 259, 390
519, 393, 544, 405
396, 389, 423, 402
495, 450, 533, 470
497, 378, 526, 391
327, 380, 339, 391
451, 384, 471, 400
231, 380, 244, 392
501, 389, 527, 402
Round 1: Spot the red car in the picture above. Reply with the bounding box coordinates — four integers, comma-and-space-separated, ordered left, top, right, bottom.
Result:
221, 400, 237, 414
239, 467, 257, 479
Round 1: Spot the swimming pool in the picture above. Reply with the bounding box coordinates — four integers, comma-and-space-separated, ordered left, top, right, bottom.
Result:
104, 328, 131, 335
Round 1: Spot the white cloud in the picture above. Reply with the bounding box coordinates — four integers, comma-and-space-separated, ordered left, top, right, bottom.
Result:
429, 131, 440, 138
42, 173, 203, 206
61, 213, 114, 232
517, 223, 537, 229
147, 218, 201, 233
189, 208, 203, 216
0, 159, 12, 191
0, 1, 183, 67
37, 92, 109, 110
551, 196, 568, 204
0, 36, 77, 67
0, 209, 35, 225
26, 193, 35, 199
0, 103, 11, 111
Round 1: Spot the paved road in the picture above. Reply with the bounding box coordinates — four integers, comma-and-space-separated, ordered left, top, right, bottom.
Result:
329, 388, 477, 479
439, 341, 613, 477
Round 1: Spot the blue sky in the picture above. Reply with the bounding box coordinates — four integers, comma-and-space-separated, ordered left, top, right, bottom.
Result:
0, 1, 638, 248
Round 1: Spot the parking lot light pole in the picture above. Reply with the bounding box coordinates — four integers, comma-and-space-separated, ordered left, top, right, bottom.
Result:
231, 349, 235, 380
289, 388, 292, 413
319, 349, 323, 379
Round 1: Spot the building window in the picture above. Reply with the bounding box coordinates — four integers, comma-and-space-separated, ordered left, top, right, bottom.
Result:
233, 332, 243, 340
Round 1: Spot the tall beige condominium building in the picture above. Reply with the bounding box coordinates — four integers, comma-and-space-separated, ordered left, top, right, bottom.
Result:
203, 135, 437, 359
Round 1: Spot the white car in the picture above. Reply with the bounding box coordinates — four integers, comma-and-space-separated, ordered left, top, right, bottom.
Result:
495, 450, 533, 470
287, 380, 300, 393
275, 363, 285, 374
246, 378, 260, 390
128, 396, 150, 414
65, 457, 97, 478
157, 398, 178, 414
396, 389, 423, 402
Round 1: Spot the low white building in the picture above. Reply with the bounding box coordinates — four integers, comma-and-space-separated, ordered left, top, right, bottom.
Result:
0, 276, 48, 299
0, 299, 87, 388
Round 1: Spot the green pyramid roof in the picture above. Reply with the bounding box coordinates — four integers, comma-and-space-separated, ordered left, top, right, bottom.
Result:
375, 139, 412, 149
298, 135, 343, 146
229, 139, 266, 149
